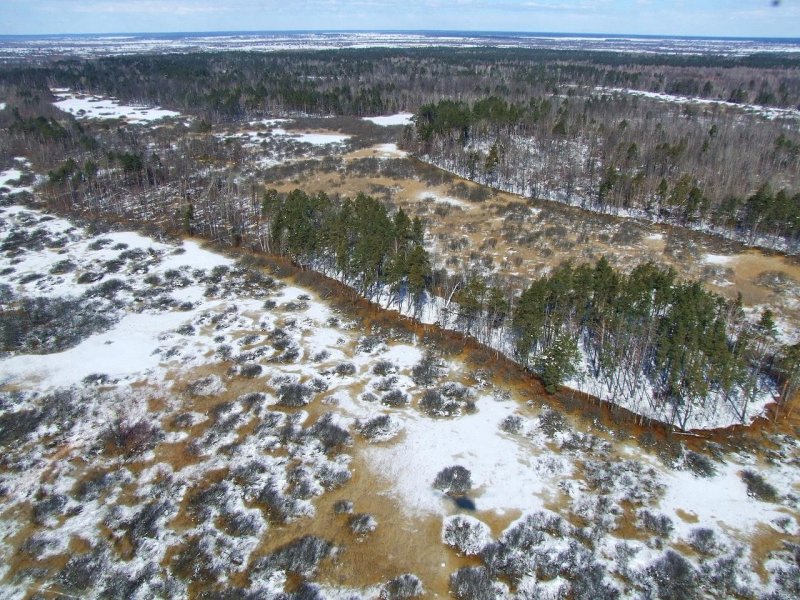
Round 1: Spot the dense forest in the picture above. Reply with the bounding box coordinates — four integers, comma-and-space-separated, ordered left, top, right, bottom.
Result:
410, 96, 800, 250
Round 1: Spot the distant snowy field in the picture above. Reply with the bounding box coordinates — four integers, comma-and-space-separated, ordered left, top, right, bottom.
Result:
1, 32, 799, 60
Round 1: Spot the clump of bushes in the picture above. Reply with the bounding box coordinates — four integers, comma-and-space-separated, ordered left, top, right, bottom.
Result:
411, 350, 442, 386
380, 574, 424, 599
277, 382, 313, 407
357, 414, 400, 441
741, 470, 779, 502
349, 513, 378, 535
442, 515, 492, 555
103, 417, 163, 458
254, 535, 333, 578
433, 466, 472, 496
382, 389, 409, 407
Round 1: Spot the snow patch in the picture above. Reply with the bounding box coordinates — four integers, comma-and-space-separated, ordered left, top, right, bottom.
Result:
363, 113, 415, 127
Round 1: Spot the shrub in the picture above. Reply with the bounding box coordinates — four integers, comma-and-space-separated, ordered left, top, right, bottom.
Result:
419, 388, 459, 417
646, 550, 698, 600
358, 414, 400, 441
277, 382, 313, 407
58, 546, 108, 592
128, 499, 175, 546
373, 360, 397, 376
32, 493, 68, 526
450, 567, 501, 600
433, 466, 472, 496
374, 376, 398, 392
500, 415, 524, 434
334, 362, 357, 376
638, 509, 674, 539
50, 259, 76, 274
222, 510, 264, 538
349, 513, 378, 535
255, 536, 333, 578
741, 470, 779, 502
77, 271, 104, 284
333, 500, 354, 514
411, 350, 442, 386
538, 407, 567, 437
380, 574, 424, 599
442, 515, 492, 555
382, 389, 409, 407
239, 363, 263, 378
688, 527, 717, 556
360, 392, 379, 403
308, 413, 352, 451
685, 451, 716, 478
104, 418, 163, 457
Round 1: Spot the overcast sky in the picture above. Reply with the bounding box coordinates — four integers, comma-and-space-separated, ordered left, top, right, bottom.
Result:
0, 1, 798, 38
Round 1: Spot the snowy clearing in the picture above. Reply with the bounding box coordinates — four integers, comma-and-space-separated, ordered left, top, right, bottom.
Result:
362, 113, 415, 127
272, 127, 351, 145
51, 88, 182, 123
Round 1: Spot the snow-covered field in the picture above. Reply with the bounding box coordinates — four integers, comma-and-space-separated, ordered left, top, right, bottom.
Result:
52, 88, 182, 124
1, 161, 799, 598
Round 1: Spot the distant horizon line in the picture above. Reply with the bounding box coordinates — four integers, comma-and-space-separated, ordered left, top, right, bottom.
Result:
1, 29, 799, 42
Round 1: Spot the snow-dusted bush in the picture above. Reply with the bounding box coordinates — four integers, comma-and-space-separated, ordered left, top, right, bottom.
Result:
643, 550, 698, 600
308, 413, 352, 451
449, 567, 504, 600
684, 451, 716, 478
103, 417, 163, 457
277, 382, 313, 407
583, 459, 664, 504
127, 499, 177, 548
688, 527, 718, 556
741, 469, 779, 502
411, 350, 442, 386
637, 509, 674, 539
380, 573, 424, 599
442, 515, 492, 555
258, 477, 310, 523
538, 407, 567, 437
255, 535, 333, 578
358, 414, 400, 441
500, 415, 523, 434
32, 493, 68, 526
222, 510, 265, 538
360, 392, 379, 403
334, 362, 357, 376
382, 389, 409, 407
58, 545, 109, 592
373, 360, 397, 376
419, 388, 459, 417
239, 363, 263, 378
334, 500, 354, 514
0, 406, 43, 445
374, 375, 399, 392
349, 513, 378, 535
433, 466, 472, 496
